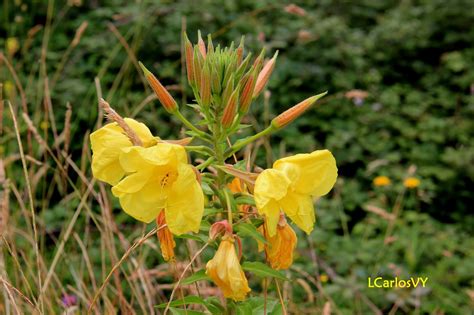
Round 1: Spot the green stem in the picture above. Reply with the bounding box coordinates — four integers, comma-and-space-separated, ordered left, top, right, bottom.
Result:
224, 125, 276, 158
174, 109, 211, 140
196, 157, 215, 170
184, 145, 214, 156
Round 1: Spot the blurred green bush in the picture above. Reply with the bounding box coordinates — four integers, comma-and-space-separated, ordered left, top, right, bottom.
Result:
2, 0, 472, 227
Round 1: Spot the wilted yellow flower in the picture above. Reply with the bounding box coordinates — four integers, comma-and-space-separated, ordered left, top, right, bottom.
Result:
258, 217, 297, 270
206, 235, 251, 301
404, 177, 420, 189
111, 143, 204, 234
373, 175, 391, 187
90, 118, 157, 185
254, 150, 337, 236
6, 37, 20, 56
156, 211, 175, 261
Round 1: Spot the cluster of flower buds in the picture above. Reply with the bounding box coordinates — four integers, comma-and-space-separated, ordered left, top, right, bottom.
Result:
183, 32, 277, 132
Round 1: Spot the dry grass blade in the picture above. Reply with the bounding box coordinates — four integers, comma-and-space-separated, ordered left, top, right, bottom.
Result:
164, 242, 210, 315
99, 98, 143, 146
87, 227, 159, 314
8, 102, 43, 308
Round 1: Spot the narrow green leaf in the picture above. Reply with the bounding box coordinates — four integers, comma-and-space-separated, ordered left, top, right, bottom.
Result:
235, 223, 267, 244
155, 296, 206, 308
181, 269, 211, 285
235, 195, 256, 206
242, 261, 288, 281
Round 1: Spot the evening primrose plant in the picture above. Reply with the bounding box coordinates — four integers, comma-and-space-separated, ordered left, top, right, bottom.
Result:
90, 32, 337, 311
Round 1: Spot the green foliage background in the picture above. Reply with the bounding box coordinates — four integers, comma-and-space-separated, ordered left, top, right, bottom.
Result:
1, 0, 473, 313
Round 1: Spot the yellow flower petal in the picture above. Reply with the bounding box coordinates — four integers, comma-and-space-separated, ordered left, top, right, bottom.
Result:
254, 169, 290, 208
280, 193, 315, 234
90, 118, 156, 185
165, 164, 204, 235
111, 171, 166, 222
274, 149, 337, 196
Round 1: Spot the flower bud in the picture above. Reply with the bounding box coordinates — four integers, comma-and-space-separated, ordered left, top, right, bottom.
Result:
139, 62, 178, 113
184, 33, 195, 85
221, 89, 239, 127
200, 63, 211, 107
156, 211, 176, 261
253, 51, 278, 97
209, 220, 232, 240
198, 30, 207, 58
193, 47, 203, 90
238, 71, 257, 114
236, 36, 245, 65
207, 34, 214, 54
271, 92, 327, 128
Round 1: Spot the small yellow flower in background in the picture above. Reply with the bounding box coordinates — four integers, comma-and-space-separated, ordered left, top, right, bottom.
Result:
404, 177, 420, 189
111, 143, 203, 234
3, 81, 15, 99
320, 274, 329, 283
156, 211, 175, 262
206, 235, 251, 301
258, 216, 297, 270
373, 175, 391, 187
254, 150, 337, 236
6, 37, 20, 56
90, 118, 157, 185
40, 120, 49, 131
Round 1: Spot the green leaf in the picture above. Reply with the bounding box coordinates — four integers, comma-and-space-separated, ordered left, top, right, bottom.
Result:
175, 233, 207, 243
235, 223, 267, 244
242, 262, 287, 281
181, 269, 211, 285
156, 296, 207, 308
170, 308, 206, 315
235, 195, 256, 206
205, 297, 226, 315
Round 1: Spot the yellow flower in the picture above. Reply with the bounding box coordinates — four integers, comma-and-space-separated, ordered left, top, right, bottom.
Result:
206, 235, 251, 301
373, 176, 391, 187
111, 143, 204, 234
258, 219, 297, 270
254, 150, 337, 236
156, 211, 175, 261
6, 37, 20, 56
404, 177, 420, 189
90, 118, 157, 185
320, 274, 329, 283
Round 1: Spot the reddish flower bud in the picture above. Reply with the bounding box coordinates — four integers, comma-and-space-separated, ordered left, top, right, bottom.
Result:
198, 30, 207, 58
139, 62, 178, 113
184, 33, 195, 85
253, 51, 278, 97
236, 36, 245, 65
193, 47, 203, 90
221, 89, 239, 127
238, 72, 256, 114
272, 92, 327, 128
209, 220, 233, 240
